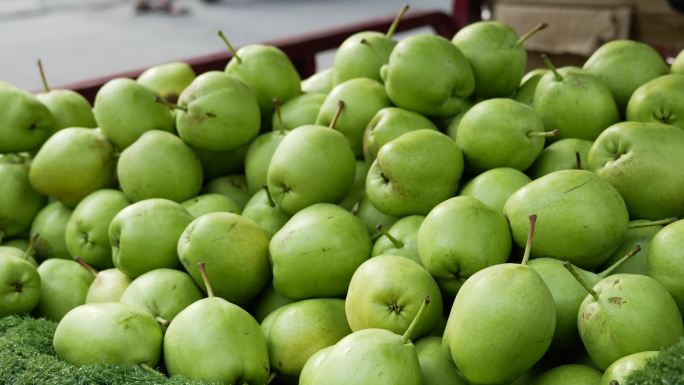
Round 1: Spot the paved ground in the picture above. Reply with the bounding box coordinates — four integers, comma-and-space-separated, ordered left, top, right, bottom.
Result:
1, 0, 451, 91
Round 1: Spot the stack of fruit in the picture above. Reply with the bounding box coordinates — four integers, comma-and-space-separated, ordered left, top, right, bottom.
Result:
2, 5, 684, 384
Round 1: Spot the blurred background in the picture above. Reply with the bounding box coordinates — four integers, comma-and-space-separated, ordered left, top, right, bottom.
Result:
1, 0, 682, 92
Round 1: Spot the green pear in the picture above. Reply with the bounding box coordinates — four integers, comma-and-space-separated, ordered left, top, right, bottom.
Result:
120, 268, 203, 324
534, 57, 619, 140
261, 298, 351, 381
527, 138, 592, 179
0, 154, 46, 238
504, 169, 629, 268
445, 104, 472, 141
648, 219, 684, 312
272, 92, 326, 132
178, 212, 271, 305
453, 21, 547, 98
54, 302, 162, 366
29, 127, 117, 207
270, 203, 371, 299
0, 84, 54, 153
381, 34, 474, 117
346, 255, 442, 338
338, 160, 369, 211
202, 175, 249, 209
583, 40, 669, 113
248, 283, 294, 323
363, 107, 438, 164
354, 195, 398, 235
599, 351, 658, 385
241, 187, 291, 238
30, 201, 72, 261
84, 267, 131, 303
109, 198, 193, 278
588, 121, 684, 219
245, 130, 287, 194
35, 60, 95, 130
371, 215, 425, 264
164, 263, 270, 384
366, 129, 464, 216
601, 219, 672, 275
443, 215, 556, 385
626, 74, 684, 128
65, 189, 130, 270
459, 167, 531, 213
267, 124, 356, 214
0, 234, 38, 266
191, 143, 247, 181
222, 36, 301, 123
181, 193, 241, 217
0, 256, 41, 317
117, 130, 203, 203
316, 78, 391, 156
672, 49, 684, 74
176, 71, 261, 151
137, 61, 196, 103
514, 69, 548, 105
418, 196, 512, 296
333, 31, 395, 85
93, 78, 174, 149
34, 258, 94, 321
301, 68, 333, 94
414, 337, 467, 385
530, 364, 602, 385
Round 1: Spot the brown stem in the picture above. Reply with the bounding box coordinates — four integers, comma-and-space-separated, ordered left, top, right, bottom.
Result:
329, 100, 345, 130
564, 261, 599, 300
360, 38, 388, 64
598, 244, 641, 278
218, 30, 242, 64
515, 22, 549, 47
387, 4, 410, 38
37, 59, 50, 92
197, 262, 214, 297
521, 214, 537, 265
73, 256, 98, 278
155, 316, 170, 327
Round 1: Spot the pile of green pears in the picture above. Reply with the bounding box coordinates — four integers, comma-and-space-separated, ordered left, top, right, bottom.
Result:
3, 5, 684, 384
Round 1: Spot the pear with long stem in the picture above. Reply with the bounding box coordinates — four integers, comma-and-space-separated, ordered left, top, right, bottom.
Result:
74, 256, 131, 304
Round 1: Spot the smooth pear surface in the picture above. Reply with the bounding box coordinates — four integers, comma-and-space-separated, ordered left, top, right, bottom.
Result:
0, 85, 54, 153
0, 154, 46, 238
363, 107, 438, 164
30, 201, 72, 261
0, 256, 41, 317
137, 61, 196, 102
648, 219, 684, 312
36, 89, 96, 130
626, 74, 684, 129
34, 258, 94, 321
85, 268, 131, 303
460, 167, 531, 213
527, 138, 592, 179
333, 31, 396, 85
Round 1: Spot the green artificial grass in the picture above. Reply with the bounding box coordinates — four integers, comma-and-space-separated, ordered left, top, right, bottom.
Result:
625, 337, 684, 385
0, 315, 215, 385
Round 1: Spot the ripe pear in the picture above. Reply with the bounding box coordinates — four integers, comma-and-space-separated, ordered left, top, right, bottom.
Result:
363, 107, 438, 164
270, 203, 371, 299
443, 215, 556, 385
333, 33, 395, 85
176, 71, 260, 151
178, 212, 270, 305
346, 255, 442, 338
301, 68, 333, 94
583, 40, 668, 113
381, 34, 474, 117
245, 130, 287, 194
117, 130, 203, 203
601, 219, 672, 275
514, 69, 548, 105
181, 193, 241, 217
453, 21, 547, 98
272, 92, 326, 132
204, 174, 251, 209
534, 57, 619, 140
316, 78, 391, 156
366, 129, 464, 216
34, 258, 94, 321
588, 121, 684, 219
54, 302, 162, 367
648, 219, 684, 312
626, 74, 684, 129
93, 78, 174, 149
30, 201, 72, 261
371, 215, 425, 264
261, 298, 351, 381
354, 194, 398, 235
599, 351, 658, 385
418, 196, 512, 296
0, 256, 41, 317
29, 127, 117, 207
241, 187, 291, 238
267, 124, 356, 214
414, 336, 467, 385
191, 143, 247, 180
0, 154, 46, 238
530, 364, 602, 385
338, 160, 369, 211
34, 60, 95, 130
504, 169, 629, 268
65, 189, 130, 270
137, 61, 196, 103
527, 138, 592, 179
459, 167, 531, 213
672, 49, 684, 74
0, 84, 54, 153
164, 263, 270, 384
109, 199, 193, 278
84, 267, 131, 303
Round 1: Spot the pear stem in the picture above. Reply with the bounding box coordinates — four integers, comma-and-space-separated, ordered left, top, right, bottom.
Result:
515, 22, 548, 47
266, 373, 277, 385
155, 316, 170, 327
197, 262, 214, 297
598, 244, 641, 278
0, 231, 4, 244
575, 151, 582, 169
217, 30, 242, 64
541, 54, 563, 81
140, 363, 163, 377
329, 100, 345, 130
564, 261, 599, 300
387, 4, 410, 38
360, 38, 388, 64
73, 256, 98, 278
521, 214, 537, 266
154, 95, 187, 112
273, 98, 284, 131
528, 129, 560, 138
37, 59, 50, 93
375, 223, 403, 249
262, 184, 276, 208
402, 295, 430, 343
629, 218, 678, 229
22, 233, 39, 261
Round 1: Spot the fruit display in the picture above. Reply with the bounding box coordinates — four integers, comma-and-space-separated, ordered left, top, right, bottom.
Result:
2, 5, 684, 385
